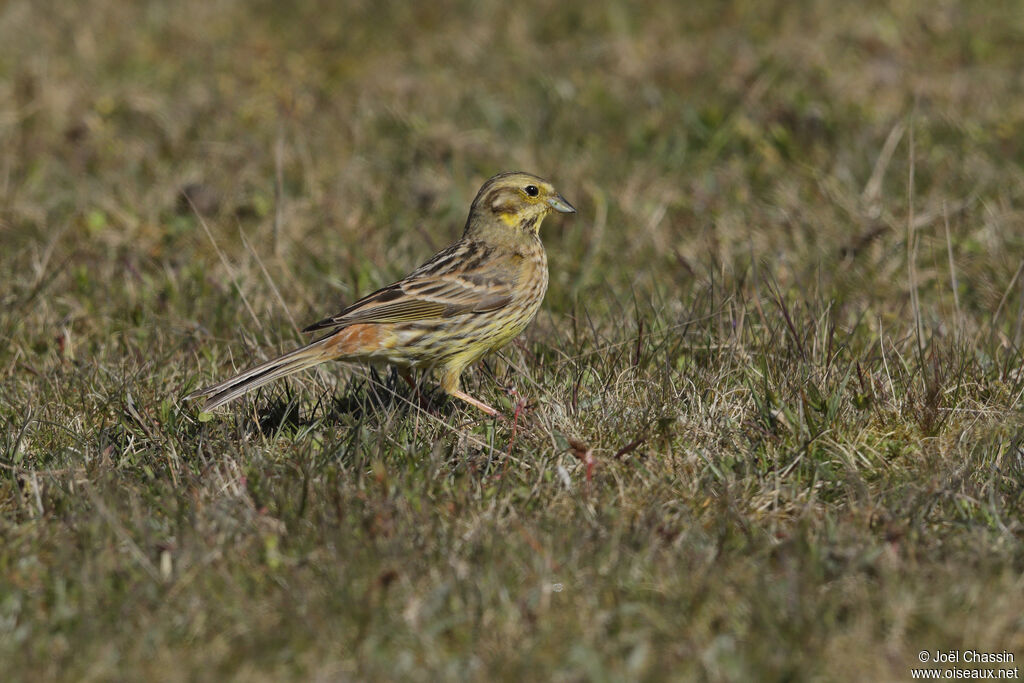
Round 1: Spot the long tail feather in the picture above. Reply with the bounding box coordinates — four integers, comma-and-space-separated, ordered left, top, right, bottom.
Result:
187, 337, 335, 411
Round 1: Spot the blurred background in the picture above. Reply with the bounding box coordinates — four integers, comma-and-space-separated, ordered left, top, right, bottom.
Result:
2, 0, 1024, 679
5, 0, 1023, 329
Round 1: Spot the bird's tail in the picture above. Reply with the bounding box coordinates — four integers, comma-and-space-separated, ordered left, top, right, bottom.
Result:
187, 336, 336, 412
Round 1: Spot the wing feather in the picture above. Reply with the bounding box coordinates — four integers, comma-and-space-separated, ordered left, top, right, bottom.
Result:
303, 242, 514, 333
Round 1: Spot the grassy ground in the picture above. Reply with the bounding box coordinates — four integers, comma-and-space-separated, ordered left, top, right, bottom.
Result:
3, 0, 1024, 680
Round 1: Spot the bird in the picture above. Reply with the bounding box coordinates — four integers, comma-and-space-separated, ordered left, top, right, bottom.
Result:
187, 171, 576, 417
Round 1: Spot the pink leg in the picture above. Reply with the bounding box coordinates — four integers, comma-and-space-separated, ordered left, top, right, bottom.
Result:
398, 368, 435, 412
398, 368, 416, 390
448, 388, 498, 416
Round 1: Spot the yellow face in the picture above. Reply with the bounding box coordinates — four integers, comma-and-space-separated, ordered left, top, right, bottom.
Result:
469, 172, 576, 234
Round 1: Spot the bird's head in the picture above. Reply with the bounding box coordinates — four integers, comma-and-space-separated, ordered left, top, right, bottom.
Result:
464, 171, 576, 243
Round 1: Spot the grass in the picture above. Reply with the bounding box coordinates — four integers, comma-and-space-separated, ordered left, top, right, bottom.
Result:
2, 0, 1024, 679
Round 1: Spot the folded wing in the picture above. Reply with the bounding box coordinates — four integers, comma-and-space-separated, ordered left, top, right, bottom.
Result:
303, 273, 513, 333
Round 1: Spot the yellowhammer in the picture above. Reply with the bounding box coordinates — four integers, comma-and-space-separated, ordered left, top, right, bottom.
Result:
187, 171, 576, 416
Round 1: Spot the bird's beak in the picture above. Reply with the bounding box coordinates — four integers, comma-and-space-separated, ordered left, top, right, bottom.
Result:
547, 194, 577, 214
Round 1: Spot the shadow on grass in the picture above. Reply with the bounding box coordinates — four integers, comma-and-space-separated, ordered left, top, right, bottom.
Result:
252, 368, 454, 434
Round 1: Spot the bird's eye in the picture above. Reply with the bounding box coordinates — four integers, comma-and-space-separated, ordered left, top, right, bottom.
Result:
524, 185, 539, 197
